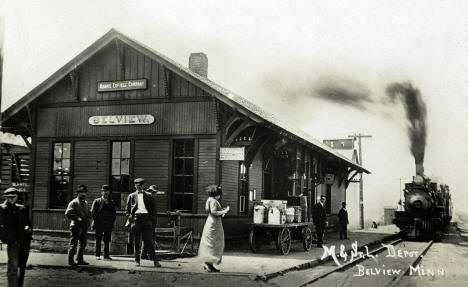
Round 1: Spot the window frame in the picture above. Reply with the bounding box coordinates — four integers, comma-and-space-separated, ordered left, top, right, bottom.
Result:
239, 162, 249, 214
325, 184, 332, 214
50, 142, 72, 209
170, 139, 195, 213
110, 140, 132, 209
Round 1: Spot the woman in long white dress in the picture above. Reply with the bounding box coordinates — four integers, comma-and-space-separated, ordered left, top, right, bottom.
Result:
198, 185, 230, 272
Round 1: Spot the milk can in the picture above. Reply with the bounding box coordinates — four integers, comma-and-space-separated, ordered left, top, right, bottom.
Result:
253, 205, 266, 223
268, 207, 281, 224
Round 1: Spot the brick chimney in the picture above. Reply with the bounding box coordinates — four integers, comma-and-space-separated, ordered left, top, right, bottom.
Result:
189, 53, 208, 77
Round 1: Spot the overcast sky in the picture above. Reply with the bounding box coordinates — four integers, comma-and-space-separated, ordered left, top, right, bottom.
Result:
1, 0, 467, 220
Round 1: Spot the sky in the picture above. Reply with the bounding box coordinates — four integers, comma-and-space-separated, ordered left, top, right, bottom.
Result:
1, 0, 467, 221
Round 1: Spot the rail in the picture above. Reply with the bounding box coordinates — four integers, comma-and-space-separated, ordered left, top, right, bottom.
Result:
295, 238, 434, 287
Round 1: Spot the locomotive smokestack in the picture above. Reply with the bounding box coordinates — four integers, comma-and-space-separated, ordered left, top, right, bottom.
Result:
415, 163, 424, 176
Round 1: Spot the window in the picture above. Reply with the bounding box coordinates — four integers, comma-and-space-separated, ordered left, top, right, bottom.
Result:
326, 184, 332, 214
239, 163, 249, 213
51, 142, 71, 208
110, 141, 131, 208
171, 140, 194, 212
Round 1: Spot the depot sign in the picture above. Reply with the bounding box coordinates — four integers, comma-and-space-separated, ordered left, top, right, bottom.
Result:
97, 79, 147, 92
89, 115, 155, 126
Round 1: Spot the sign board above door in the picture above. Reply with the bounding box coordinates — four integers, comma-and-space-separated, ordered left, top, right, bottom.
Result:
220, 147, 245, 161
97, 79, 147, 92
89, 115, 155, 126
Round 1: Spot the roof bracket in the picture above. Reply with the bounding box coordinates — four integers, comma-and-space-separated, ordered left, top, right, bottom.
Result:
25, 105, 35, 137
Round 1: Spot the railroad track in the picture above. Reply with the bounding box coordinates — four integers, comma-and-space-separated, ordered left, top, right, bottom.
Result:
268, 236, 434, 287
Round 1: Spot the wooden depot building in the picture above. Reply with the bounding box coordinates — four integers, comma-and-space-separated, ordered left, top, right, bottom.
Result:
1, 29, 369, 252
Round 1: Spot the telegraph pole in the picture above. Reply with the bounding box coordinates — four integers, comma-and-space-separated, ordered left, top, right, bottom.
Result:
0, 17, 3, 130
348, 133, 372, 229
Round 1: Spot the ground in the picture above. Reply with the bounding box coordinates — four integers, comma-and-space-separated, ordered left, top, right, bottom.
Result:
2, 224, 466, 287
0, 265, 270, 287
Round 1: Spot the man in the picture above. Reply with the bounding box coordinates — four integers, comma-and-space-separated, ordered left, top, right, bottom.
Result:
338, 202, 349, 240
141, 185, 162, 259
65, 184, 90, 266
0, 187, 32, 287
125, 178, 161, 267
91, 184, 116, 260
312, 195, 328, 248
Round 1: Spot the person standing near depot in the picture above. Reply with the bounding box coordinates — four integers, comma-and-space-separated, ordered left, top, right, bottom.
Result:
141, 184, 163, 259
198, 185, 229, 272
0, 187, 32, 287
65, 184, 91, 266
338, 202, 349, 240
125, 178, 160, 267
312, 195, 328, 248
91, 184, 116, 260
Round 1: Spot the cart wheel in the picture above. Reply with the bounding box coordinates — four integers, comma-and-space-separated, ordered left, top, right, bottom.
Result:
302, 227, 313, 251
249, 229, 261, 253
277, 228, 291, 255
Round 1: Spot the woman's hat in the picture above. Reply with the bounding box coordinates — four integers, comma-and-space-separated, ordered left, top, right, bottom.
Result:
4, 187, 19, 197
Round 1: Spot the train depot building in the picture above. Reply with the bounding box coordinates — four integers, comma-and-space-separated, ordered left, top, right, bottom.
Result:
1, 29, 369, 252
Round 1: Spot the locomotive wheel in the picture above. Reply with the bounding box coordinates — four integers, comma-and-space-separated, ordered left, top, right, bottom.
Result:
277, 228, 291, 255
302, 227, 313, 251
249, 229, 261, 253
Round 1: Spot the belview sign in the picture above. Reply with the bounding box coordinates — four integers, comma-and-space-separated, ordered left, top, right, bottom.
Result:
89, 115, 155, 126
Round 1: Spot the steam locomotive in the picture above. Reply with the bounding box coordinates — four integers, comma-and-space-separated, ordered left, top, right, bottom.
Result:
393, 173, 452, 238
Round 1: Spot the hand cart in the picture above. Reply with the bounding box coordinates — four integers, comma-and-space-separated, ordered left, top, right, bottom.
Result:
249, 222, 314, 255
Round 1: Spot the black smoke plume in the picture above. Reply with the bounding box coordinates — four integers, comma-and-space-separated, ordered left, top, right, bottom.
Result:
314, 78, 374, 109
385, 82, 427, 165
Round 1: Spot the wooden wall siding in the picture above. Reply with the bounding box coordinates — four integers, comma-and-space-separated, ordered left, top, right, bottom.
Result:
331, 178, 345, 214
170, 72, 208, 98
221, 161, 239, 215
134, 139, 169, 212
65, 40, 211, 102
196, 138, 217, 213
73, 141, 108, 201
249, 151, 263, 208
33, 142, 50, 209
33, 210, 70, 230
36, 101, 217, 138
0, 145, 30, 192
33, 210, 250, 239
38, 77, 76, 105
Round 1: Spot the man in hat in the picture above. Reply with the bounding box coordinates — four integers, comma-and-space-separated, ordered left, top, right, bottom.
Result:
141, 185, 163, 259
0, 187, 32, 287
91, 184, 116, 260
338, 202, 349, 240
125, 178, 161, 267
65, 184, 90, 266
312, 195, 328, 248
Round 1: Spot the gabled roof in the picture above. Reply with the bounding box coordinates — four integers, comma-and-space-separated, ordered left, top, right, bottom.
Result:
1, 29, 370, 174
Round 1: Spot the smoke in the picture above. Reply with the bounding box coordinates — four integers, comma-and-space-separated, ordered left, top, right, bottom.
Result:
263, 72, 375, 109
314, 77, 374, 109
385, 82, 427, 165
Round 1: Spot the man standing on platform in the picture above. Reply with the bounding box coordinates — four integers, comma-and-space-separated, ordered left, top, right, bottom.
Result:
312, 195, 328, 248
141, 184, 162, 259
65, 184, 90, 266
125, 178, 161, 267
338, 202, 349, 240
91, 184, 116, 260
0, 187, 32, 287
